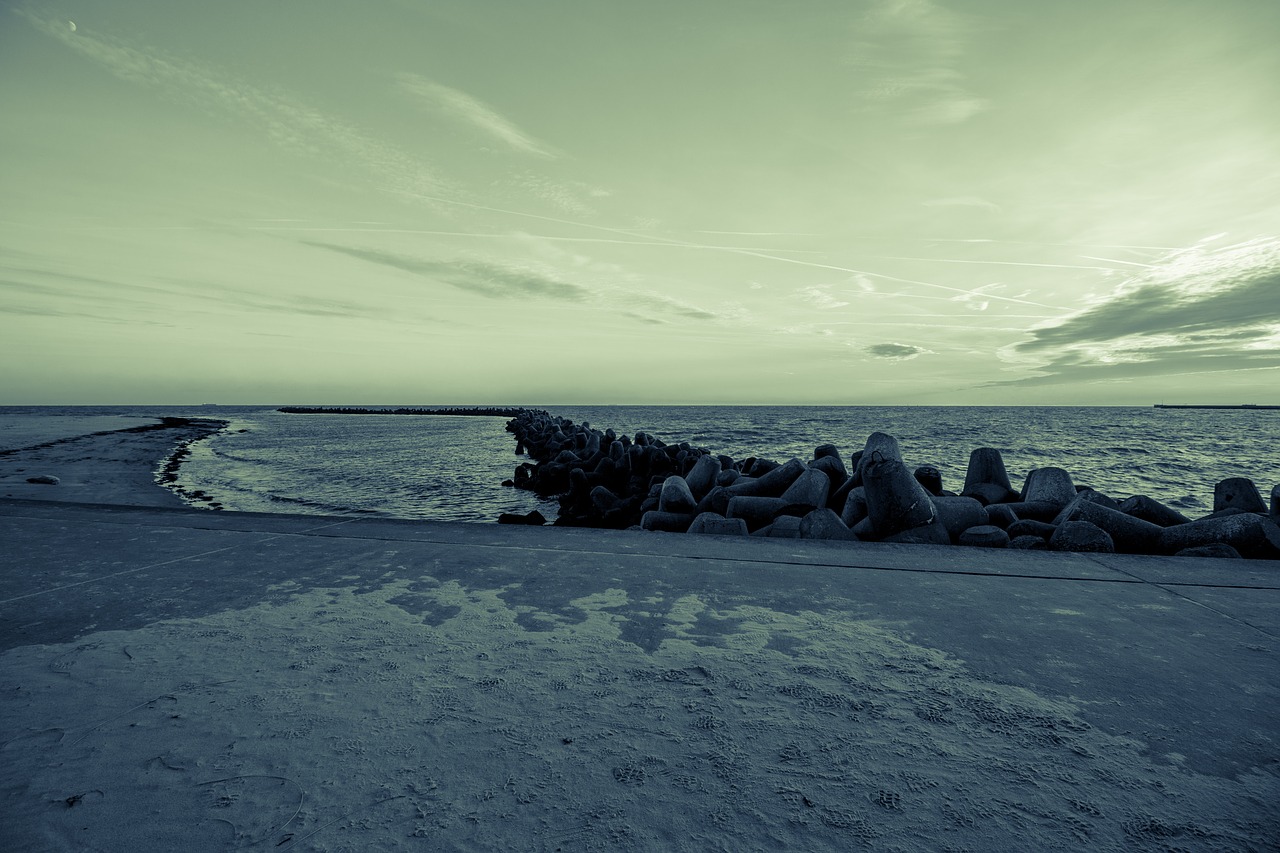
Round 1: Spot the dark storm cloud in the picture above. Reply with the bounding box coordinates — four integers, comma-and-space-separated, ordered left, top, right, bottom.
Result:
1015, 269, 1279, 353
307, 242, 591, 302
987, 349, 1280, 388
866, 342, 927, 359
997, 238, 1280, 387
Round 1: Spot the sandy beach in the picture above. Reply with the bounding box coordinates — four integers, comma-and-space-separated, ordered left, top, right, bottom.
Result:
0, 416, 226, 508
1, 421, 1277, 851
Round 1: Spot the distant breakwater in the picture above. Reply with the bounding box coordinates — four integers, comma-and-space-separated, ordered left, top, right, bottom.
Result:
504, 409, 1280, 560
280, 406, 524, 417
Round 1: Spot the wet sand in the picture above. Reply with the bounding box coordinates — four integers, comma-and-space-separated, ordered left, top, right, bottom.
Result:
0, 416, 225, 508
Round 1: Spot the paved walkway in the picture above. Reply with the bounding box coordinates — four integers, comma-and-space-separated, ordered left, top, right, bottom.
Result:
2, 498, 1277, 851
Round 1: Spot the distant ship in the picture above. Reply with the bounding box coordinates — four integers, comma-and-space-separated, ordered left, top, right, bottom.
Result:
1154, 403, 1279, 410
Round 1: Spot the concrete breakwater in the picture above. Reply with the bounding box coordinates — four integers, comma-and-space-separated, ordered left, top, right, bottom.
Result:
504, 409, 1280, 559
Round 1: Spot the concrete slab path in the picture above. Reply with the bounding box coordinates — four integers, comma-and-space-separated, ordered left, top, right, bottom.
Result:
1, 498, 1277, 851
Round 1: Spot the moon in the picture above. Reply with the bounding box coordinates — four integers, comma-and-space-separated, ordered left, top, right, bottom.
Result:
68, 20, 77, 32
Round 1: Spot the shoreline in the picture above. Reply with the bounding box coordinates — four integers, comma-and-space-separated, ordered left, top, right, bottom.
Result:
0, 417, 228, 509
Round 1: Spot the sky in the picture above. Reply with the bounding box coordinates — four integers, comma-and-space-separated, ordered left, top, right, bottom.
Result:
2, 0, 1278, 405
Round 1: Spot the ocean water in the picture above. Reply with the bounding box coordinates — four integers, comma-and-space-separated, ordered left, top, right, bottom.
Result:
1, 405, 1276, 522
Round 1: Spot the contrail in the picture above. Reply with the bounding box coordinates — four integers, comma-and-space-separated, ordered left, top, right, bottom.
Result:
874, 255, 1119, 272
380, 186, 1071, 309
1080, 255, 1157, 268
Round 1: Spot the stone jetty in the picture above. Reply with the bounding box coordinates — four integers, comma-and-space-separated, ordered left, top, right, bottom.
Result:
503, 409, 1280, 560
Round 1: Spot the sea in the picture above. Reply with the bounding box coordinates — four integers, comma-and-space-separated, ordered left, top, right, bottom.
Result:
1, 405, 1276, 522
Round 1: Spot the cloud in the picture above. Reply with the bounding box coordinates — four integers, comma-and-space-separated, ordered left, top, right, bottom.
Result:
995, 237, 1280, 384
305, 242, 591, 302
0, 259, 419, 327
16, 6, 445, 196
502, 231, 723, 323
496, 171, 599, 217
798, 286, 850, 309
866, 342, 931, 360
396, 73, 555, 158
627, 292, 719, 321
848, 0, 989, 126
622, 312, 666, 326
950, 282, 1007, 312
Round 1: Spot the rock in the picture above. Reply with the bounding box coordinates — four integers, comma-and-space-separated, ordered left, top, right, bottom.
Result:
590, 486, 622, 515
1074, 488, 1122, 511
799, 508, 857, 541
857, 433, 902, 481
532, 461, 571, 496
987, 501, 1060, 522
984, 503, 1019, 529
727, 458, 807, 498
963, 447, 1013, 494
828, 474, 858, 514
962, 481, 1018, 506
1009, 535, 1048, 550
1049, 520, 1115, 553
25, 475, 60, 485
1118, 495, 1192, 528
724, 476, 761, 496
1007, 519, 1056, 541
658, 475, 697, 514
640, 511, 694, 533
1272, 484, 1280, 521
715, 469, 741, 488
779, 468, 830, 510
1020, 467, 1076, 508
931, 496, 988, 543
684, 454, 722, 501
726, 496, 791, 532
958, 525, 1010, 548
497, 510, 546, 525
754, 458, 809, 497
688, 512, 749, 536
862, 454, 937, 539
913, 465, 943, 496
847, 451, 864, 487
809, 454, 848, 491
1161, 513, 1280, 560
1175, 543, 1242, 559
1054, 497, 1163, 554
814, 443, 842, 461
882, 520, 951, 546
694, 485, 733, 517
746, 458, 780, 477
1214, 477, 1268, 514
753, 515, 803, 538
840, 486, 868, 528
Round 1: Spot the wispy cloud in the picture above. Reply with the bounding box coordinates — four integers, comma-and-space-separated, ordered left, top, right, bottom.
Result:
995, 236, 1280, 384
15, 6, 445, 197
849, 0, 989, 126
798, 285, 851, 309
0, 259, 417, 326
304, 242, 591, 302
396, 73, 555, 158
